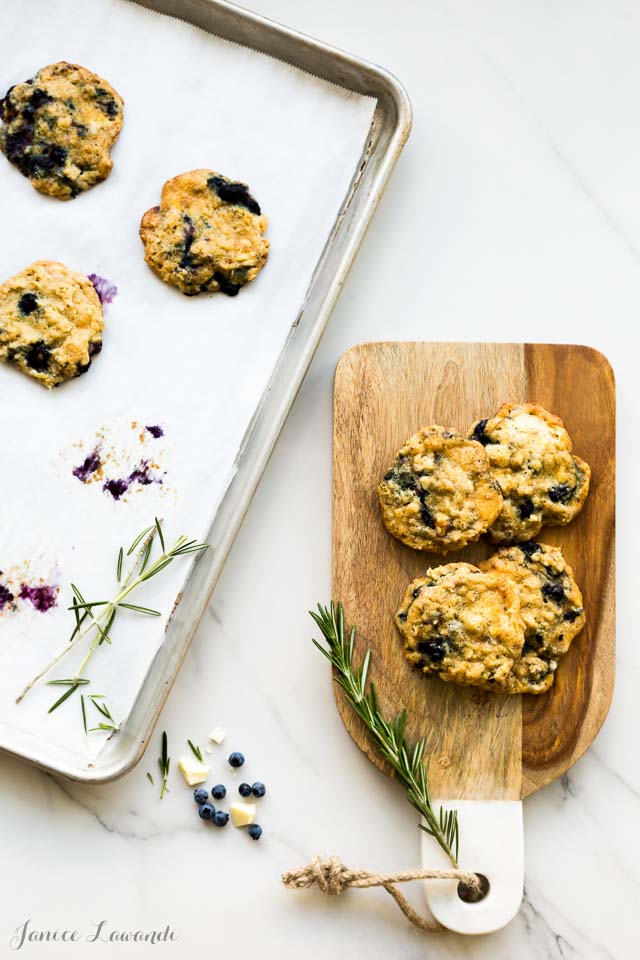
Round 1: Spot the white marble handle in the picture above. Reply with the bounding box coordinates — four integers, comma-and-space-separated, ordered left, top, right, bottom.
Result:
421, 800, 523, 935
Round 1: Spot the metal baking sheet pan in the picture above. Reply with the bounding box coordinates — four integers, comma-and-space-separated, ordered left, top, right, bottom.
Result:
0, 0, 411, 781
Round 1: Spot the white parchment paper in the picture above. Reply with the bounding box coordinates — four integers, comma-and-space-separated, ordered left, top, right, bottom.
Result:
0, 0, 375, 763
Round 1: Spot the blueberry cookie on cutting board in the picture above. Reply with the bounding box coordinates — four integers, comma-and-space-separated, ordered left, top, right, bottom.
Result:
0, 61, 123, 199
378, 425, 502, 553
469, 402, 591, 543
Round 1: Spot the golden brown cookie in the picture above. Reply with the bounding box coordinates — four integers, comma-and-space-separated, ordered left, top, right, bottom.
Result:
469, 403, 591, 543
0, 261, 104, 388
139, 169, 269, 296
480, 540, 586, 693
0, 62, 123, 199
396, 562, 525, 690
378, 425, 503, 553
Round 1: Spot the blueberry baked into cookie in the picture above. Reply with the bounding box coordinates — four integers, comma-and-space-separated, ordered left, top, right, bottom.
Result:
396, 563, 525, 690
378, 425, 503, 552
479, 541, 586, 693
0, 62, 123, 200
139, 169, 269, 296
469, 402, 591, 543
0, 261, 104, 388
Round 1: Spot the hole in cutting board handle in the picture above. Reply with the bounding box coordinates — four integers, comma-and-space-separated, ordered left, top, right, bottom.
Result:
457, 873, 490, 903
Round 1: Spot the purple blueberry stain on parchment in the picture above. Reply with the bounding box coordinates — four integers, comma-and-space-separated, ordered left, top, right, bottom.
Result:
145, 425, 164, 438
0, 577, 15, 610
72, 447, 102, 482
88, 274, 118, 307
103, 460, 163, 501
19, 583, 59, 613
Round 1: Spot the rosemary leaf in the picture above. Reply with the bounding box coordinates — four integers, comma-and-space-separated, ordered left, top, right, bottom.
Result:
66, 601, 108, 611
310, 602, 460, 866
159, 731, 170, 799
155, 516, 166, 552
81, 694, 87, 734
116, 547, 123, 583
139, 535, 154, 574
46, 678, 90, 685
48, 682, 81, 713
118, 602, 162, 616
187, 739, 203, 762
139, 557, 173, 582
146, 772, 155, 786
128, 525, 154, 556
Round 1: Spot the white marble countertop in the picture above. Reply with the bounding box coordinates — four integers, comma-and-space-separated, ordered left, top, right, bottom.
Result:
1, 1, 637, 957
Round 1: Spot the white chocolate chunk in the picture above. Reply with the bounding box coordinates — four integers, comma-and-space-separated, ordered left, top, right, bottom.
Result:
178, 756, 210, 786
230, 801, 257, 827
209, 726, 226, 744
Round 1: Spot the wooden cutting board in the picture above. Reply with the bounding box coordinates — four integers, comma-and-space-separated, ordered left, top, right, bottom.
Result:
332, 343, 615, 801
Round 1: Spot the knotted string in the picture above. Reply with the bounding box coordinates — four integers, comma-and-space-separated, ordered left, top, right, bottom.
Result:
282, 855, 481, 932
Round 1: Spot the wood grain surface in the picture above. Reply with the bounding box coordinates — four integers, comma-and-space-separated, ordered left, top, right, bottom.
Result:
332, 343, 615, 800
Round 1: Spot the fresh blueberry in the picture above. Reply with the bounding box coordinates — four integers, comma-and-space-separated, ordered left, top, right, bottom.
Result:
198, 802, 215, 821
251, 782, 266, 798
213, 810, 229, 827
239, 783, 252, 797
18, 293, 38, 315
193, 788, 209, 804
247, 824, 262, 841
211, 784, 226, 800
229, 751, 245, 768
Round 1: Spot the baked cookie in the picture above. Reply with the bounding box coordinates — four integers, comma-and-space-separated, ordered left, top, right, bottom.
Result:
139, 169, 269, 296
378, 425, 503, 553
0, 62, 123, 200
396, 562, 525, 690
469, 403, 591, 543
480, 540, 585, 693
0, 261, 104, 388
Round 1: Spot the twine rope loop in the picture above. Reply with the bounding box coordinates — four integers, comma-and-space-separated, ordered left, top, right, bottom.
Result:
282, 855, 482, 932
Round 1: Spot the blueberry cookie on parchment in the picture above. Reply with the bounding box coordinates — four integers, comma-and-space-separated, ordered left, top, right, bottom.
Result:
469, 403, 591, 544
479, 540, 586, 693
396, 562, 525, 691
378, 425, 503, 553
139, 169, 269, 296
0, 62, 123, 200
0, 261, 104, 388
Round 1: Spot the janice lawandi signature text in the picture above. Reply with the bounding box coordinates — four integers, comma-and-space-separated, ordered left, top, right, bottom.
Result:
10, 919, 180, 950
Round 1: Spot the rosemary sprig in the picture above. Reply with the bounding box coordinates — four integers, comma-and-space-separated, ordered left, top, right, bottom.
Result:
16, 518, 209, 719
310, 602, 460, 866
159, 731, 170, 799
